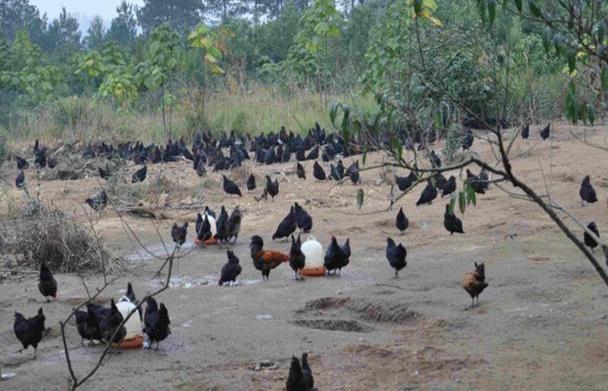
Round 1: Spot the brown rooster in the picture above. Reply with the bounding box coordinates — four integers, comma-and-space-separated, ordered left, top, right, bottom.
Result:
249, 235, 288, 281
462, 262, 488, 308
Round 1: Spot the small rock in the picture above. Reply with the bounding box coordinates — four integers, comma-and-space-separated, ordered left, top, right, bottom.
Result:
253, 360, 275, 371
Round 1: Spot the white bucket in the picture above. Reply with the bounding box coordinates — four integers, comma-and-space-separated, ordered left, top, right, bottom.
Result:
116, 298, 142, 339
205, 213, 218, 237
301, 236, 323, 267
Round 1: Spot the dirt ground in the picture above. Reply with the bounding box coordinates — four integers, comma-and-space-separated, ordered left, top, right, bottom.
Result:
1, 124, 608, 390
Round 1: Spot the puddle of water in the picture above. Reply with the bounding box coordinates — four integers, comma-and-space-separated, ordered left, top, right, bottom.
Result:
147, 275, 261, 289
124, 241, 196, 262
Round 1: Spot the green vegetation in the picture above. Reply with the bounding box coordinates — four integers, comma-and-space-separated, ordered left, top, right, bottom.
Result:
0, 0, 605, 143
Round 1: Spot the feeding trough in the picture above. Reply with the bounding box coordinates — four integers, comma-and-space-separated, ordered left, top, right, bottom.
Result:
301, 236, 326, 276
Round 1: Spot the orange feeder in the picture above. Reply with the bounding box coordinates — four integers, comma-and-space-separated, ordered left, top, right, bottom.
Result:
195, 237, 219, 246
114, 334, 144, 350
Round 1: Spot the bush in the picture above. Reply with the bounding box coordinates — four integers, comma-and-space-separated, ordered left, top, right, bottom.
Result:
53, 96, 94, 130
0, 200, 120, 273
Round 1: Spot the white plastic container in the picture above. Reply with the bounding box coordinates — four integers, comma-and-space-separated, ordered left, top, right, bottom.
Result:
117, 297, 142, 339
205, 213, 217, 237
301, 236, 325, 276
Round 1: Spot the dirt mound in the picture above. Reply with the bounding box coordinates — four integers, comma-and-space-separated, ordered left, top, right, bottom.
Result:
299, 296, 419, 324
290, 319, 373, 333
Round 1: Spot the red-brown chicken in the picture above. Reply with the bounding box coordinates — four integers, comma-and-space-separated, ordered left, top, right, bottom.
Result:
249, 235, 288, 281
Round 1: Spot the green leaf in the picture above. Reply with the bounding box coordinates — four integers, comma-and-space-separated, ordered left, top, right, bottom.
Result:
487, 0, 496, 24
356, 189, 364, 210
449, 193, 457, 214
458, 191, 466, 214
565, 82, 578, 123
601, 67, 608, 91
341, 104, 351, 131
528, 1, 542, 17
330, 102, 340, 126
467, 184, 477, 206
513, 0, 522, 12
567, 50, 576, 73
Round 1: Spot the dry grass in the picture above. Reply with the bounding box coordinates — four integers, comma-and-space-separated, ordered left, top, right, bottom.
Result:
0, 197, 120, 273
3, 85, 370, 145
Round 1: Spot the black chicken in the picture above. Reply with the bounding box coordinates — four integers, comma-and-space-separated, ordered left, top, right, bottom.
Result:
540, 123, 551, 140
395, 206, 408, 234
301, 352, 315, 390
296, 162, 306, 179
521, 124, 529, 139
75, 310, 96, 346
16, 155, 29, 170
38, 262, 57, 302
313, 161, 326, 180
462, 129, 474, 150
416, 180, 438, 206
395, 171, 417, 191
265, 175, 279, 199
386, 238, 407, 278
289, 234, 306, 280
97, 299, 126, 343
466, 169, 485, 194
85, 190, 108, 212
430, 150, 442, 168
273, 207, 297, 240
579, 175, 598, 206
330, 163, 341, 181
347, 163, 360, 184
47, 156, 57, 169
98, 166, 112, 180
215, 206, 229, 241
247, 174, 256, 191
195, 159, 206, 177
143, 298, 171, 350
324, 237, 351, 276
294, 202, 313, 233
584, 222, 600, 251
126, 282, 142, 320
219, 250, 242, 286
84, 303, 104, 343
223, 206, 243, 244
444, 204, 464, 235
441, 175, 457, 197
14, 308, 45, 358
15, 170, 25, 188
197, 213, 213, 243
132, 165, 147, 183
222, 175, 242, 197
286, 356, 310, 391
171, 222, 188, 246
34, 148, 46, 168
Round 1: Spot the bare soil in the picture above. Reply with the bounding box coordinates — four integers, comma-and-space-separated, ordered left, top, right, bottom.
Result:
1, 124, 608, 390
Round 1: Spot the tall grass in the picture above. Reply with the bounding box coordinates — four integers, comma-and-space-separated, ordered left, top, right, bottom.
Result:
2, 84, 371, 146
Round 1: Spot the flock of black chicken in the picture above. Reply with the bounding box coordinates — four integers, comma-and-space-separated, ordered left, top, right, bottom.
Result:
10, 121, 603, 389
